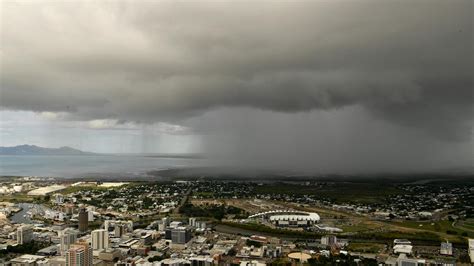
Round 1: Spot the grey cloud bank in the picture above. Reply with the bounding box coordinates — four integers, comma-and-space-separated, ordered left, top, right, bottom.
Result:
185, 106, 473, 174
1, 1, 473, 173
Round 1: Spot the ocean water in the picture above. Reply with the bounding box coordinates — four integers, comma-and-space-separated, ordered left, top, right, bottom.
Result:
0, 155, 207, 178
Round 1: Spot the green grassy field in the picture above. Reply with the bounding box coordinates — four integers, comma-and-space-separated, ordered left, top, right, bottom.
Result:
455, 219, 474, 234
461, 219, 474, 229
340, 223, 380, 233
392, 220, 462, 232
347, 242, 385, 253
392, 220, 448, 230
389, 219, 474, 241
0, 193, 35, 203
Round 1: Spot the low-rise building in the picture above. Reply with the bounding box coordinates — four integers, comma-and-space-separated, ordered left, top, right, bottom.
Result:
189, 256, 214, 266
98, 248, 121, 262
440, 241, 453, 256
393, 244, 413, 255
10, 254, 46, 266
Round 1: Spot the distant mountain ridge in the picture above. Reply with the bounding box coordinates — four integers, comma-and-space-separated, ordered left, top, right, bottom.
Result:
0, 145, 94, 155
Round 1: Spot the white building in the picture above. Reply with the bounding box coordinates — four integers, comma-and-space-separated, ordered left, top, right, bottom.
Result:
248, 210, 320, 227
440, 241, 453, 256
469, 238, 474, 263
321, 235, 337, 246
269, 213, 320, 227
91, 229, 109, 250
158, 221, 166, 231
88, 211, 94, 222
239, 260, 266, 266
59, 228, 78, 255
418, 211, 432, 218
170, 221, 182, 229
54, 194, 64, 204
315, 225, 343, 233
196, 221, 207, 230
393, 244, 413, 255
159, 258, 190, 266
189, 256, 214, 266
392, 254, 425, 266
44, 210, 65, 221
104, 220, 133, 233
10, 254, 46, 266
17, 225, 33, 245
393, 239, 411, 245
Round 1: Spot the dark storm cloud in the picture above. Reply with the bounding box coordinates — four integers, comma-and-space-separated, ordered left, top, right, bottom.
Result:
1, 0, 472, 140
187, 106, 473, 174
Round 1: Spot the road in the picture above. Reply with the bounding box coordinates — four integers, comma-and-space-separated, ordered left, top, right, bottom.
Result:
173, 187, 192, 215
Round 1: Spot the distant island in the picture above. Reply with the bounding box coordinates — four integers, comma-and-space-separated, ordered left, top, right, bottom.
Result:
0, 144, 95, 155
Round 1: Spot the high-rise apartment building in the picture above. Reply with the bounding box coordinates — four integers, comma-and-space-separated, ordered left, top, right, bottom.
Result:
59, 228, 78, 255
66, 240, 92, 266
78, 207, 88, 232
16, 225, 33, 245
91, 229, 109, 250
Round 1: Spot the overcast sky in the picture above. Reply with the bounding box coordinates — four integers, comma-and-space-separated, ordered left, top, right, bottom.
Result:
1, 1, 472, 173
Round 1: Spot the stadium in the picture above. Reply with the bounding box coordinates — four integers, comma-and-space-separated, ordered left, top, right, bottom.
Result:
247, 210, 320, 227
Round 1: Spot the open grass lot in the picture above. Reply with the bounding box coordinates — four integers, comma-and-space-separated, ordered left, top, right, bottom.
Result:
463, 220, 474, 229
339, 221, 385, 233
254, 182, 403, 204
391, 220, 451, 231
59, 184, 109, 195
0, 193, 36, 203
347, 242, 386, 253
387, 220, 473, 243
391, 220, 470, 234
454, 219, 474, 235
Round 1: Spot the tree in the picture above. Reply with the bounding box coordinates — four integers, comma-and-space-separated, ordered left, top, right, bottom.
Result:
246, 239, 262, 248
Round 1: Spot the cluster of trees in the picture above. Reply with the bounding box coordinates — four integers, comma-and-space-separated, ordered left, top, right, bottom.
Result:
179, 203, 245, 220
246, 239, 262, 248
142, 197, 155, 209
445, 229, 468, 237
148, 254, 169, 262
0, 241, 48, 258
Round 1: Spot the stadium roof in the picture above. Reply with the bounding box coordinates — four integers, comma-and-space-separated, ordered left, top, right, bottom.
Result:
248, 210, 320, 221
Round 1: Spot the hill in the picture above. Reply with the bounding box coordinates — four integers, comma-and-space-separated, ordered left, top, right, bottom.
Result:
0, 145, 94, 155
